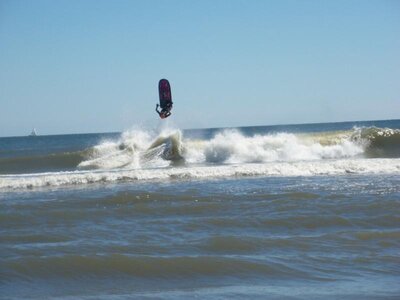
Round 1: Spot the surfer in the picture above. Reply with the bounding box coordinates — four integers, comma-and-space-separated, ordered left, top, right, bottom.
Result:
156, 78, 173, 119
155, 103, 172, 119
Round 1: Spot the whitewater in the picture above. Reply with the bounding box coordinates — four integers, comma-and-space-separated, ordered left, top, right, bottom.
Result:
1, 121, 399, 189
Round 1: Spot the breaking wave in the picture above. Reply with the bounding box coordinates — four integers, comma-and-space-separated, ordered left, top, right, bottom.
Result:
77, 126, 400, 169
351, 126, 400, 158
77, 129, 184, 170
1, 126, 399, 189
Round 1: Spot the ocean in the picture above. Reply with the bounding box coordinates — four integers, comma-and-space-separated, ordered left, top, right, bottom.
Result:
1, 119, 400, 299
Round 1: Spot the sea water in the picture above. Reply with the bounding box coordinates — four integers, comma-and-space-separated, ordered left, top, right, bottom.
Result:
1, 119, 399, 299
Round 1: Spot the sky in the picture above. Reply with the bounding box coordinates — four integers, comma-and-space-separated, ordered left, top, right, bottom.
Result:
0, 0, 399, 136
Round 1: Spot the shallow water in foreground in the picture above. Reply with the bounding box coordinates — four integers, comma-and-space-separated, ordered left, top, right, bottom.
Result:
1, 174, 399, 299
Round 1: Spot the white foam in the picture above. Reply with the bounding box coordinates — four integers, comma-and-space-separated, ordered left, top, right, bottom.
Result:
76, 128, 369, 172
184, 130, 364, 164
3, 127, 397, 190
1, 158, 399, 190
77, 129, 178, 170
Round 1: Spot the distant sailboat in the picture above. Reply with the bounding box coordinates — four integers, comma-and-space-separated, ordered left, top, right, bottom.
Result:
29, 128, 37, 136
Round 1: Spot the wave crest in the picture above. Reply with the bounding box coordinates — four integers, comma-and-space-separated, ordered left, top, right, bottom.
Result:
351, 127, 400, 158
78, 129, 183, 170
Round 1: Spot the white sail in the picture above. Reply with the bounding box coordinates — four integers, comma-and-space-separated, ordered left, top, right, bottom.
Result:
30, 128, 37, 136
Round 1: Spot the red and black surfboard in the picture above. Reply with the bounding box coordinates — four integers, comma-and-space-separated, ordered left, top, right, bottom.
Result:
158, 79, 172, 110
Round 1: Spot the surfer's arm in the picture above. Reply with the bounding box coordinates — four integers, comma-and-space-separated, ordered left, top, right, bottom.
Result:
155, 104, 161, 113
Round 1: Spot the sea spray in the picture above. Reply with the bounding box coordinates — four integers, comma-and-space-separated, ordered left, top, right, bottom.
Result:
78, 128, 183, 170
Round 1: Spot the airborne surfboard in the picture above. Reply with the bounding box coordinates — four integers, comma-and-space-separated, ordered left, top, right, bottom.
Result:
158, 79, 172, 110
156, 79, 173, 119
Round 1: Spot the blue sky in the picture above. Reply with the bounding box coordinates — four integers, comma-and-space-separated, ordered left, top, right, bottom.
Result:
0, 0, 399, 136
